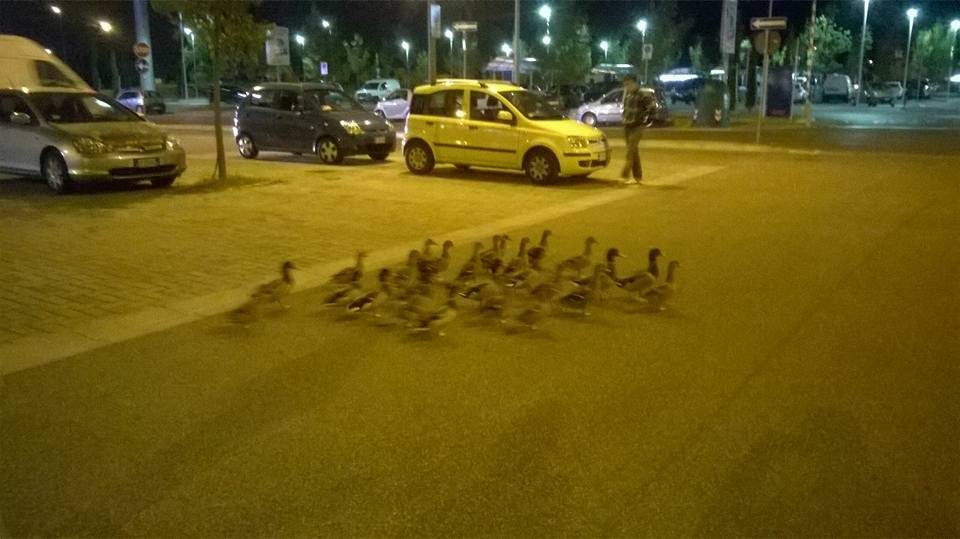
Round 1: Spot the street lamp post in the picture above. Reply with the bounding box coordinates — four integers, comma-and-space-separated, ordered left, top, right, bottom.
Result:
295, 34, 306, 80
178, 13, 188, 99
637, 18, 648, 84
949, 19, 960, 102
538, 5, 552, 35
50, 5, 65, 56
600, 40, 609, 62
320, 18, 331, 35
854, 0, 870, 106
401, 40, 410, 87
542, 34, 551, 53
902, 7, 918, 108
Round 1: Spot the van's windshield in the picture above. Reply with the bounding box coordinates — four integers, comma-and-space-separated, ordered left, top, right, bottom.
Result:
29, 93, 141, 123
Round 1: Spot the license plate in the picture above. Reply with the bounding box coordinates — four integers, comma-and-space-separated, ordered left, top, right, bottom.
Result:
374, 136, 386, 144
134, 158, 159, 168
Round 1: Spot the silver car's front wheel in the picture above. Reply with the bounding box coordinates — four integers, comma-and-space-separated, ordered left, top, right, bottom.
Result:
581, 112, 597, 126
42, 151, 71, 194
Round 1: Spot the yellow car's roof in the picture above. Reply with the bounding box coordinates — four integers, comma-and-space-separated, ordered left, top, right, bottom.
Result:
414, 79, 524, 94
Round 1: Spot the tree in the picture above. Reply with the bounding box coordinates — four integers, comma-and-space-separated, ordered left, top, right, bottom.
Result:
625, 0, 693, 80
801, 14, 853, 73
913, 22, 953, 81
689, 39, 705, 71
342, 34, 374, 89
152, 0, 267, 182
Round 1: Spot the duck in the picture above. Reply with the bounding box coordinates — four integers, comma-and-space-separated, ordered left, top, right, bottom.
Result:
480, 234, 510, 272
324, 282, 362, 306
407, 292, 459, 337
229, 260, 297, 322
526, 229, 552, 266
329, 251, 367, 286
503, 237, 530, 276
641, 260, 680, 310
421, 238, 439, 259
455, 242, 485, 283
500, 280, 560, 332
417, 240, 454, 282
556, 236, 599, 277
558, 263, 605, 314
347, 268, 392, 313
390, 250, 421, 292
573, 247, 621, 286
618, 248, 662, 295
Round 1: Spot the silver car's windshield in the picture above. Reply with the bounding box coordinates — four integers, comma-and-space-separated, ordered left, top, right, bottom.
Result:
499, 91, 566, 120
304, 90, 365, 112
29, 93, 141, 123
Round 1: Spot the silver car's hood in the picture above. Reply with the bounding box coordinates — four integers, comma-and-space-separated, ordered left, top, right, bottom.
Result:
51, 121, 167, 146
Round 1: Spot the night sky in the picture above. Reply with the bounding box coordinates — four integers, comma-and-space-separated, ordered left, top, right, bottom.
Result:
1, 0, 957, 83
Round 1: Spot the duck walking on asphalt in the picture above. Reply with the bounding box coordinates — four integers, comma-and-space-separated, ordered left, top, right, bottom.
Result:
558, 263, 605, 315
230, 260, 297, 322
328, 251, 367, 286
557, 236, 599, 278
418, 240, 453, 283
527, 229, 552, 267
641, 260, 680, 311
618, 248, 662, 296
347, 268, 392, 314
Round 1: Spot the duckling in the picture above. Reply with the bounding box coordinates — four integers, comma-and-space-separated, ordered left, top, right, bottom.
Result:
641, 260, 680, 310
329, 251, 367, 286
558, 263, 605, 314
556, 236, 599, 277
526, 229, 552, 266
229, 260, 297, 322
347, 268, 392, 313
618, 248, 662, 295
503, 237, 530, 276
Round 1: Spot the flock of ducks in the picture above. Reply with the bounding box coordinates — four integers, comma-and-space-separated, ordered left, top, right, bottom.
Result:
230, 230, 681, 336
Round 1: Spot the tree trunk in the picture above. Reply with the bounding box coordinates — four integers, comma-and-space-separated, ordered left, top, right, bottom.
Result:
211, 18, 227, 182
109, 47, 121, 96
746, 50, 757, 110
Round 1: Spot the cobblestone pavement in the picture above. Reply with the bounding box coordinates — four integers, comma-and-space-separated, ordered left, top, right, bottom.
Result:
0, 139, 697, 355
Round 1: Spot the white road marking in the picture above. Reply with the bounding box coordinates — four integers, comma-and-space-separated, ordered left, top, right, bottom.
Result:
0, 165, 724, 375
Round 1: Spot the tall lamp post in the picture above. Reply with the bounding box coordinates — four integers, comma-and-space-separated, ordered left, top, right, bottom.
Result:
637, 18, 648, 84
600, 40, 609, 62
401, 40, 410, 87
50, 5, 66, 56
949, 19, 960, 102
294, 33, 306, 79
538, 5, 552, 35
902, 7, 918, 108
542, 34, 551, 53
178, 13, 188, 99
320, 19, 331, 35
854, 0, 870, 106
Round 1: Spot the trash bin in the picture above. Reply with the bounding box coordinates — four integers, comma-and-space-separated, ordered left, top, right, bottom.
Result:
692, 79, 730, 127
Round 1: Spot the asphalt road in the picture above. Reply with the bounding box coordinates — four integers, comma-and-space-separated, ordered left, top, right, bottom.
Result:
1, 124, 958, 536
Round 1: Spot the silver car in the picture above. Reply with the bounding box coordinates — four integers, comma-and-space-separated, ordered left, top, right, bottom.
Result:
116, 88, 166, 114
574, 88, 625, 126
373, 89, 411, 120
0, 89, 186, 193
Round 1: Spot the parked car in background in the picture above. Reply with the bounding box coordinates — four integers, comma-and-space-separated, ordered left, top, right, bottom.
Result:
574, 87, 669, 127
234, 82, 395, 164
208, 84, 249, 104
863, 81, 901, 106
668, 77, 704, 105
822, 73, 854, 103
374, 88, 411, 120
583, 80, 621, 103
116, 89, 166, 114
905, 78, 934, 100
792, 82, 808, 103
403, 79, 608, 184
551, 84, 588, 109
354, 78, 401, 103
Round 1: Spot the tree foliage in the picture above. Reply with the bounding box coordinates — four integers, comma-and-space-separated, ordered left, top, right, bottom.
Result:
626, 0, 693, 80
912, 22, 954, 80
151, 0, 267, 181
801, 14, 853, 73
342, 33, 374, 88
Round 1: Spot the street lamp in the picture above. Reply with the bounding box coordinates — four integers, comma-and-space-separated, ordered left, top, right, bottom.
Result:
444, 28, 454, 53
902, 7, 918, 108
97, 20, 113, 34
854, 0, 870, 106
49, 4, 65, 55
320, 18, 331, 34
501, 43, 513, 58
600, 40, 609, 62
538, 5, 552, 34
637, 18, 649, 84
949, 19, 960, 101
401, 40, 410, 68
542, 34, 551, 51
294, 33, 305, 46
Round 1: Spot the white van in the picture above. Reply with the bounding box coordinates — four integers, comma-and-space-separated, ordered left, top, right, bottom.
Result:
0, 35, 91, 91
822, 73, 853, 104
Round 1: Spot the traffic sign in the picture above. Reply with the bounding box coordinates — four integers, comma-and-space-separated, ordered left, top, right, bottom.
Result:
319, 61, 329, 76
752, 30, 781, 55
750, 17, 787, 31
642, 43, 653, 60
133, 42, 151, 58
135, 59, 150, 74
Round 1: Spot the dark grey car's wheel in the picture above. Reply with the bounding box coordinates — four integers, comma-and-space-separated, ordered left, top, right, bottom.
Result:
316, 137, 343, 164
581, 112, 597, 126
237, 134, 259, 159
404, 140, 434, 174
41, 151, 72, 194
523, 148, 559, 185
150, 176, 176, 188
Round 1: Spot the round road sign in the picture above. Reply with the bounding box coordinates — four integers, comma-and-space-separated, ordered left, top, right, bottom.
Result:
135, 58, 150, 74
133, 42, 151, 58
752, 31, 781, 55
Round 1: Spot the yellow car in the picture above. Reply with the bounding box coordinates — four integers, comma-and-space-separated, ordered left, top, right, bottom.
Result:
403, 79, 608, 184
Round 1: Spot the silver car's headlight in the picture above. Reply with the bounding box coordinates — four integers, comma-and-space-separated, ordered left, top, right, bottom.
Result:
165, 136, 182, 151
73, 136, 109, 155
567, 136, 589, 149
339, 120, 363, 136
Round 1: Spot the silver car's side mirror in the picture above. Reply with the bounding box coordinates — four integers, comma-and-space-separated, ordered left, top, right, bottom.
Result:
10, 112, 33, 125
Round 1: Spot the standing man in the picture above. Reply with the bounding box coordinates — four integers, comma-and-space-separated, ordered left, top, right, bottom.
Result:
620, 74, 653, 185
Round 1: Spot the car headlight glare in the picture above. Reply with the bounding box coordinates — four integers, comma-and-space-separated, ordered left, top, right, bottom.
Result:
165, 136, 182, 151
73, 136, 109, 155
339, 120, 363, 136
567, 136, 589, 149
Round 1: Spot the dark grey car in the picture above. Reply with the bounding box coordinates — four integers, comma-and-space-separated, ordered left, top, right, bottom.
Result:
233, 82, 396, 163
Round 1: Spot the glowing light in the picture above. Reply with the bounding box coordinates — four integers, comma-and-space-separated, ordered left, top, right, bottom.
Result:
658, 73, 699, 83
906, 8, 918, 21
538, 5, 552, 22
294, 34, 305, 46
444, 29, 453, 40
542, 35, 552, 46
636, 18, 648, 35
599, 40, 609, 52
50, 5, 61, 15
501, 43, 512, 57
951, 19, 960, 32
97, 20, 113, 33
321, 19, 330, 29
